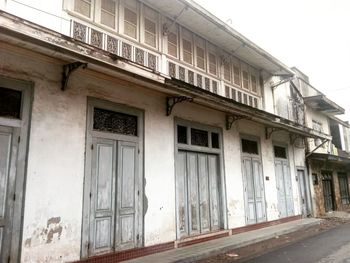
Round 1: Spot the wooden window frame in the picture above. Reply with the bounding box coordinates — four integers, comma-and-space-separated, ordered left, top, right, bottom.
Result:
181, 28, 193, 65
167, 26, 179, 58
207, 50, 217, 77
120, 0, 139, 41
223, 59, 231, 83
142, 5, 158, 49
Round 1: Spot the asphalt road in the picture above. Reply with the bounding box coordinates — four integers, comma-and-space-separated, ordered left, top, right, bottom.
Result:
244, 223, 350, 263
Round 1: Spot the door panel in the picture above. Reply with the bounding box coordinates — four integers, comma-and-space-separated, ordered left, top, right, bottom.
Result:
275, 160, 294, 218
242, 157, 266, 224
208, 155, 219, 230
175, 152, 188, 237
187, 153, 200, 234
323, 180, 333, 212
297, 170, 307, 216
198, 154, 210, 232
0, 129, 12, 257
175, 151, 220, 237
116, 141, 138, 250
90, 138, 116, 255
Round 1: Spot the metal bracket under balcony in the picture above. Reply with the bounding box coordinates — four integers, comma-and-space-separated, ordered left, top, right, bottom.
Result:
166, 96, 193, 116
61, 62, 88, 91
226, 114, 247, 130
265, 127, 283, 140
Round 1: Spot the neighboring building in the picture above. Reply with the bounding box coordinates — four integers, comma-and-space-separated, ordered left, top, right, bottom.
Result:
0, 0, 344, 262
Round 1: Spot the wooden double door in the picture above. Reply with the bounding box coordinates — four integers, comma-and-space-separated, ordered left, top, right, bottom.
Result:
275, 159, 294, 218
175, 151, 221, 238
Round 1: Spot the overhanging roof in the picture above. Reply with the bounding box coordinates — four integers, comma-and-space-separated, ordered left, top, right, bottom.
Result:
0, 11, 330, 141
308, 152, 350, 164
141, 0, 294, 76
304, 95, 345, 115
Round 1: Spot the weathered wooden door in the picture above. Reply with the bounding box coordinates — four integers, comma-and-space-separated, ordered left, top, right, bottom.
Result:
297, 169, 309, 217
242, 156, 266, 224
322, 172, 334, 212
89, 138, 139, 255
275, 160, 294, 218
176, 151, 220, 238
83, 99, 143, 258
0, 126, 18, 261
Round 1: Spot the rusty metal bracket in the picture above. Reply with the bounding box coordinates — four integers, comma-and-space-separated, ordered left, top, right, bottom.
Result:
226, 115, 246, 130
265, 127, 283, 140
61, 62, 88, 91
166, 96, 193, 116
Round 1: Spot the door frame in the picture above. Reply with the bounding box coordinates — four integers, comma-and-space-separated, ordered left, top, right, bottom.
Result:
321, 170, 335, 212
272, 142, 295, 218
81, 97, 144, 258
240, 134, 267, 224
174, 118, 227, 239
296, 166, 312, 217
0, 76, 32, 262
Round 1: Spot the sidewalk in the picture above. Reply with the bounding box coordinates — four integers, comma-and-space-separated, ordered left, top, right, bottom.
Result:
125, 218, 322, 263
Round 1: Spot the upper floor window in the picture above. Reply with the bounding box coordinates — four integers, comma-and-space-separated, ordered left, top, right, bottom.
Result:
242, 70, 249, 90
124, 7, 137, 38
74, 0, 92, 18
101, 0, 116, 28
167, 31, 178, 57
195, 37, 206, 70
208, 52, 217, 76
182, 39, 192, 64
251, 75, 258, 93
233, 64, 241, 87
223, 60, 231, 82
143, 6, 158, 48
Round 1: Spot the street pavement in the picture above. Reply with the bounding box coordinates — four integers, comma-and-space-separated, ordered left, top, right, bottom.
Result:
243, 222, 350, 263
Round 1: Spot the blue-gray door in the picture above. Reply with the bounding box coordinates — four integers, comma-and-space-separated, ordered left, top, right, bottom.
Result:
176, 151, 220, 238
0, 126, 18, 261
242, 156, 266, 224
88, 138, 140, 256
275, 160, 294, 218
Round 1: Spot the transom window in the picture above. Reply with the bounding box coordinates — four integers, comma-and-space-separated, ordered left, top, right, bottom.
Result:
177, 124, 220, 149
0, 87, 22, 119
274, 146, 287, 159
93, 107, 138, 136
242, 139, 258, 155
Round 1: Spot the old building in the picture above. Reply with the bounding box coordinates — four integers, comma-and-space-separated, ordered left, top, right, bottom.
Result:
0, 0, 345, 262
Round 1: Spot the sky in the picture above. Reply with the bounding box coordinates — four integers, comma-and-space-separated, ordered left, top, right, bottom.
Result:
195, 0, 350, 121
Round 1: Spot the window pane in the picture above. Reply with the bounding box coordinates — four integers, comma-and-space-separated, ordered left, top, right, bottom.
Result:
242, 139, 258, 154
251, 75, 257, 93
183, 39, 192, 64
74, 0, 91, 17
168, 32, 177, 57
177, 125, 187, 144
124, 7, 137, 38
0, 87, 22, 119
101, 0, 116, 28
191, 128, 208, 147
211, 132, 219, 148
196, 46, 205, 70
93, 108, 137, 136
144, 18, 156, 47
224, 61, 231, 81
233, 66, 241, 86
209, 53, 217, 75
274, 146, 287, 159
242, 70, 249, 89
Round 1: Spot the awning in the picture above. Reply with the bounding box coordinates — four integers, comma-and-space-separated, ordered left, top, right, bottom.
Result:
308, 152, 350, 164
304, 95, 344, 115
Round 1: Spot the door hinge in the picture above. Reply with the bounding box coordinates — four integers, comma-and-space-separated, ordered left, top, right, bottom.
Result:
137, 190, 140, 196
7, 255, 10, 263
87, 242, 90, 250
18, 136, 20, 144
89, 192, 92, 198
91, 144, 94, 150
13, 193, 16, 201
138, 149, 140, 154
136, 234, 140, 240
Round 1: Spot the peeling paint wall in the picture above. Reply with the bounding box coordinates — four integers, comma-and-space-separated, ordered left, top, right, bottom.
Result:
1, 43, 306, 262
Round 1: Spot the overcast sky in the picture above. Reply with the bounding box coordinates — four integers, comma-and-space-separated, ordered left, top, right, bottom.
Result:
195, 0, 350, 121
